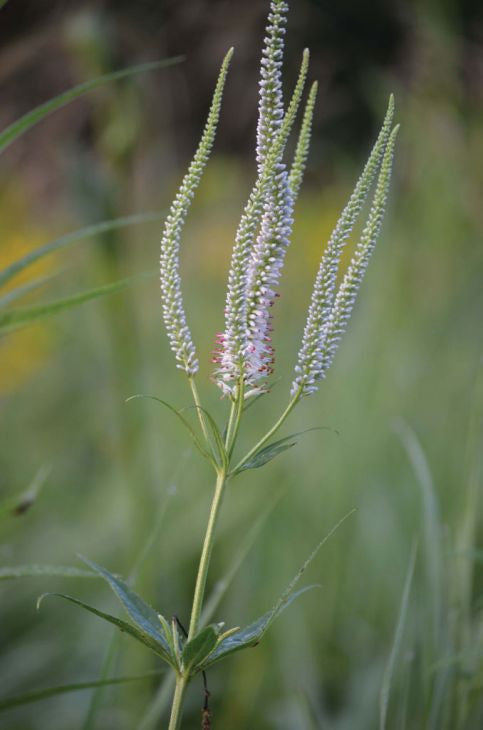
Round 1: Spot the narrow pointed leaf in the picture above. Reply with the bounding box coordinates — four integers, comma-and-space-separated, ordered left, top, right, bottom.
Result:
0, 58, 183, 154
235, 427, 326, 473
0, 670, 165, 712
183, 405, 227, 468
78, 557, 172, 656
201, 586, 317, 669
126, 395, 212, 463
200, 510, 355, 669
38, 593, 174, 665
182, 625, 221, 674
0, 273, 154, 336
379, 545, 417, 730
0, 211, 165, 290
0, 565, 96, 580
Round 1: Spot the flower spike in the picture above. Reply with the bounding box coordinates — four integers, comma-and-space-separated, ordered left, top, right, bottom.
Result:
214, 47, 309, 398
291, 122, 399, 396
160, 48, 233, 376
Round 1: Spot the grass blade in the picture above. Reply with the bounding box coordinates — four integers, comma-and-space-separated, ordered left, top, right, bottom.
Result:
379, 544, 417, 730
0, 272, 154, 336
0, 565, 96, 580
0, 58, 183, 154
0, 211, 165, 290
0, 670, 165, 712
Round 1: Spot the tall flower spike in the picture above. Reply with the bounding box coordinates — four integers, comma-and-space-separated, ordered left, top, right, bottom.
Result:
242, 0, 292, 394
291, 96, 395, 397
256, 0, 288, 170
214, 48, 309, 398
291, 123, 399, 396
160, 48, 233, 376
289, 80, 318, 201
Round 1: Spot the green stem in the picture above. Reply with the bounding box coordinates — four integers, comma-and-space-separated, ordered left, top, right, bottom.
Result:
188, 377, 212, 450
232, 388, 302, 474
167, 675, 187, 730
225, 379, 244, 456
188, 468, 227, 640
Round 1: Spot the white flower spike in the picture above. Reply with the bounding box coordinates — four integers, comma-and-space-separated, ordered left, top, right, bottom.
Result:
160, 48, 233, 376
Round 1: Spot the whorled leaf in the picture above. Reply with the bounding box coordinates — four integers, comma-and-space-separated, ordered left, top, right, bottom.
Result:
37, 593, 175, 666
78, 557, 172, 658
199, 509, 355, 670
182, 624, 222, 675
233, 427, 326, 474
201, 586, 317, 669
125, 395, 213, 465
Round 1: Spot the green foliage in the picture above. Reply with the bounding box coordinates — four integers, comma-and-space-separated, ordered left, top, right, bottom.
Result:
0, 670, 165, 712
0, 58, 182, 154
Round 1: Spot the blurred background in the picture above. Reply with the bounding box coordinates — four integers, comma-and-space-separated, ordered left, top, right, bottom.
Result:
0, 0, 482, 728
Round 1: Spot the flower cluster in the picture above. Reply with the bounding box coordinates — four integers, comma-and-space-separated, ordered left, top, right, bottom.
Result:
159, 0, 398, 407
213, 1, 314, 399
291, 99, 398, 397
160, 48, 233, 376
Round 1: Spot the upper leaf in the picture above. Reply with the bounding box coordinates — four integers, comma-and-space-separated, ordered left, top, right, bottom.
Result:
234, 427, 325, 474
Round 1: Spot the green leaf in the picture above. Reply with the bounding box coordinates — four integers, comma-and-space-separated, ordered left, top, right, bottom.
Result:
0, 565, 96, 580
0, 58, 183, 154
202, 587, 317, 669
235, 428, 326, 473
125, 395, 212, 464
0, 273, 154, 336
0, 211, 165, 290
0, 670, 165, 712
379, 545, 417, 730
200, 509, 355, 670
0, 271, 63, 308
78, 557, 172, 658
182, 625, 221, 675
0, 0, 9, 9
183, 405, 227, 469
38, 593, 174, 666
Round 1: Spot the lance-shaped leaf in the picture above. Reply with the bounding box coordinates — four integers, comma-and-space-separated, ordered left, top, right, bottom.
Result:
125, 395, 213, 465
199, 510, 354, 670
0, 211, 165, 290
0, 58, 182, 154
78, 557, 172, 658
0, 273, 154, 336
37, 593, 175, 666
182, 624, 222, 675
233, 427, 326, 474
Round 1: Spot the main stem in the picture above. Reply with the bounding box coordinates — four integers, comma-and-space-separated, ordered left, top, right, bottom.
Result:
168, 675, 188, 730
188, 468, 227, 640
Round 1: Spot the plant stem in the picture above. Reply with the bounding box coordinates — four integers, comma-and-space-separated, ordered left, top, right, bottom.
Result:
225, 379, 244, 456
188, 468, 227, 640
188, 377, 211, 447
231, 388, 302, 473
167, 675, 188, 730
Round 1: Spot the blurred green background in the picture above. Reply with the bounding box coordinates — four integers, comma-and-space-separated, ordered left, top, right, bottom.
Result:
0, 0, 482, 728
